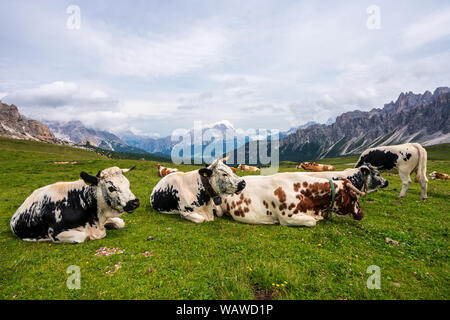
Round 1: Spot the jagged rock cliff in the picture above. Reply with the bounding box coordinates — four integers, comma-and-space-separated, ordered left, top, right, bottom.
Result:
0, 101, 60, 143
279, 87, 450, 161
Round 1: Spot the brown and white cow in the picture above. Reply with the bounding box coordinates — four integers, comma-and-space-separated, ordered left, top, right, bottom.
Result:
429, 171, 450, 180
216, 173, 364, 227
297, 162, 336, 172
157, 164, 179, 177
238, 164, 260, 172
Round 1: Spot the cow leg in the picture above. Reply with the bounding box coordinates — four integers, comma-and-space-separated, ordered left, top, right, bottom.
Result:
180, 211, 206, 223
420, 181, 428, 201
279, 213, 317, 227
55, 229, 90, 243
398, 170, 412, 198
104, 217, 125, 229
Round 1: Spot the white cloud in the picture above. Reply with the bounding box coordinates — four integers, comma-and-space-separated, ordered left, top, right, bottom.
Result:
70, 23, 232, 77
402, 7, 450, 50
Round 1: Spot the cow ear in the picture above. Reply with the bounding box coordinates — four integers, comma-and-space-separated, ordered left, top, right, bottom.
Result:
199, 168, 213, 178
80, 172, 99, 186
361, 166, 370, 176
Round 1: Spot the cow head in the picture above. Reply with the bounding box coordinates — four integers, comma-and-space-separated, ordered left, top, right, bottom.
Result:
359, 164, 388, 192
80, 166, 140, 214
199, 159, 246, 202
334, 179, 364, 220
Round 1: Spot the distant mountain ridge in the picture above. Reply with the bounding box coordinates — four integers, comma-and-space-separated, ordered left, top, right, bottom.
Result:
279, 87, 450, 162
44, 120, 148, 154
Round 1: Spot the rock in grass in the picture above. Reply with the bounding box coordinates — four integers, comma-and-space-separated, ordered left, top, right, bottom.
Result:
385, 237, 399, 246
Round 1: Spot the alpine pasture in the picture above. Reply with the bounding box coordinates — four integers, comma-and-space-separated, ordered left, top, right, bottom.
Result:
0, 137, 448, 299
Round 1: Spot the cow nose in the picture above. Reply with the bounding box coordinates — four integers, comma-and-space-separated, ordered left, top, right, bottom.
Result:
124, 198, 140, 213
237, 180, 246, 192
383, 180, 389, 188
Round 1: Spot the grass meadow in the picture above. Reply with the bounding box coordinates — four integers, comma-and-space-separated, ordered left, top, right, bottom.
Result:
0, 137, 448, 300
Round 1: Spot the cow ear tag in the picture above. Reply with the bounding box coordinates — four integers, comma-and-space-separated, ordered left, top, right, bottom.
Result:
213, 196, 222, 205
203, 172, 208, 177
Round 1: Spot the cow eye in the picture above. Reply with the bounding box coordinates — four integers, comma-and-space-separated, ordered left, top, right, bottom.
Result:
222, 173, 227, 177
108, 186, 117, 192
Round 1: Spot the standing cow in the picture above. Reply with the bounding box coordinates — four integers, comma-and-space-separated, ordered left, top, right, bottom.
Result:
355, 143, 428, 200
151, 158, 246, 223
10, 166, 140, 243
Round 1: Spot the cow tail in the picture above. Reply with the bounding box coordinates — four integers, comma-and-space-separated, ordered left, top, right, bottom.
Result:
412, 143, 428, 183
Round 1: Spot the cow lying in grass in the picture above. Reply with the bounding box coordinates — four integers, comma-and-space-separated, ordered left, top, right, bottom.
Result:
238, 164, 260, 172
157, 164, 179, 177
300, 165, 388, 193
297, 162, 336, 171
356, 143, 428, 200
151, 158, 246, 223
10, 166, 140, 243
429, 171, 450, 180
216, 173, 364, 227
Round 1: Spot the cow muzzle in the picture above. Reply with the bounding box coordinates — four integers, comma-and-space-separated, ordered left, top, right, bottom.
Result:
124, 198, 140, 213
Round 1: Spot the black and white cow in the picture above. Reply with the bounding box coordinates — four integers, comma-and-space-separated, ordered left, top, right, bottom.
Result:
355, 143, 428, 200
10, 166, 140, 243
150, 158, 246, 223
301, 165, 388, 193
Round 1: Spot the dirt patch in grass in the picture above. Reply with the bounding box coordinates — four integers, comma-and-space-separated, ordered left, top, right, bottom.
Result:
252, 284, 274, 300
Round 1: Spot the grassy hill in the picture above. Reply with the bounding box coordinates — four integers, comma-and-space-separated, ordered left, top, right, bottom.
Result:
0, 137, 448, 299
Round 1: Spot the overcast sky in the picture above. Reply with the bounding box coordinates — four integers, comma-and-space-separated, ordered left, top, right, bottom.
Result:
1, 0, 449, 136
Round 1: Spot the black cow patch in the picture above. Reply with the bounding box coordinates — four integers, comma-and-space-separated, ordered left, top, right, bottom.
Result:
356, 150, 398, 170
191, 188, 210, 207
151, 185, 180, 212
346, 171, 365, 191
12, 187, 98, 240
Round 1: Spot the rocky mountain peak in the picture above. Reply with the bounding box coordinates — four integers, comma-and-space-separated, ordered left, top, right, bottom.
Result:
0, 101, 60, 143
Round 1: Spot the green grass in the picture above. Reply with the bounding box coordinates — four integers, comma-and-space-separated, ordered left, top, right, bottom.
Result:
0, 137, 449, 300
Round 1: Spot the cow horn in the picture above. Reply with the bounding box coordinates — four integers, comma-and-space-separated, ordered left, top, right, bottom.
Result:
345, 182, 366, 197
122, 165, 136, 173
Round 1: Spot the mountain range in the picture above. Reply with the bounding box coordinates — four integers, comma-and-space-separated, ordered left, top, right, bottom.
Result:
44, 120, 148, 154
278, 87, 450, 161
1, 87, 448, 163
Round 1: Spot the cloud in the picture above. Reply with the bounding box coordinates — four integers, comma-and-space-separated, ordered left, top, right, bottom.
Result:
3, 81, 118, 110
1, 1, 449, 136
402, 7, 450, 50
70, 22, 232, 78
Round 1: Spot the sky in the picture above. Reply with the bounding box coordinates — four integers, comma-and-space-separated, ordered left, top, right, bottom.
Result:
0, 0, 449, 137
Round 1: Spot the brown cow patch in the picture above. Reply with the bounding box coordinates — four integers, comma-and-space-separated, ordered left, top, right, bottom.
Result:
271, 201, 276, 208
274, 187, 287, 203
293, 183, 301, 192
263, 200, 269, 209
279, 203, 287, 211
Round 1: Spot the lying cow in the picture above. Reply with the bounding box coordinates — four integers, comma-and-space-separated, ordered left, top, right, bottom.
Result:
297, 162, 335, 172
355, 143, 428, 200
10, 166, 140, 243
300, 165, 388, 193
217, 173, 364, 227
157, 164, 179, 177
238, 164, 260, 172
151, 158, 246, 223
429, 171, 450, 180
